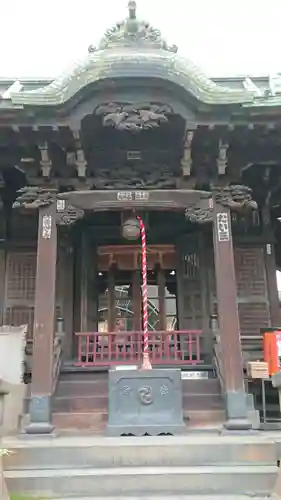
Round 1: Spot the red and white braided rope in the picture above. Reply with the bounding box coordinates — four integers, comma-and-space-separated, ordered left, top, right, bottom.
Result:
137, 215, 152, 370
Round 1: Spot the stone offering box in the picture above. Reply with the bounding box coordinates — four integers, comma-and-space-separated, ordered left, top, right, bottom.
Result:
107, 368, 185, 436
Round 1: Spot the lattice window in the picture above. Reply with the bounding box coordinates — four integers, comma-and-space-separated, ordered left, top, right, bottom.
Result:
183, 252, 200, 278
234, 247, 267, 297
4, 306, 35, 340
6, 252, 36, 302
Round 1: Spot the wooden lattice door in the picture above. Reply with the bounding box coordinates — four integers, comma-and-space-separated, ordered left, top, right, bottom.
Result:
177, 236, 203, 330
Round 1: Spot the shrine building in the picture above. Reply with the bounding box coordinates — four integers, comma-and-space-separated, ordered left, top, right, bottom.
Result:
1, 1, 281, 433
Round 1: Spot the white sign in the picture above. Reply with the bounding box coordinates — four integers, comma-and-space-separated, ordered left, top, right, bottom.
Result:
42, 215, 52, 239
117, 191, 149, 202
181, 371, 209, 380
56, 199, 66, 212
217, 212, 230, 242
277, 333, 281, 358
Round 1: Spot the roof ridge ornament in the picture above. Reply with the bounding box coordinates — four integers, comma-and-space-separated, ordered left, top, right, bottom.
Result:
128, 0, 137, 20
88, 1, 178, 53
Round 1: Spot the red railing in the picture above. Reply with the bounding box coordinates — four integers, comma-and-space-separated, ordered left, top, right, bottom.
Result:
75, 330, 202, 367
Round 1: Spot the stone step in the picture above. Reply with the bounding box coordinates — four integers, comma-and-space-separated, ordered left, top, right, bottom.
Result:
4, 465, 277, 497
46, 497, 268, 500
50, 409, 225, 430
4, 435, 277, 471
52, 393, 223, 412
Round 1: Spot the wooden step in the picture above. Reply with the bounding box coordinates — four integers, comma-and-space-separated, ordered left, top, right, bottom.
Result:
53, 393, 223, 412
55, 375, 221, 398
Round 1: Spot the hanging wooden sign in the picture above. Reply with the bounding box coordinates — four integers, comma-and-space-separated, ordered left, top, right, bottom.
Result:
216, 212, 230, 242
42, 215, 52, 239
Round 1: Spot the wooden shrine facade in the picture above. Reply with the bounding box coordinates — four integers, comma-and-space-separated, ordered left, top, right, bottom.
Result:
1, 1, 281, 431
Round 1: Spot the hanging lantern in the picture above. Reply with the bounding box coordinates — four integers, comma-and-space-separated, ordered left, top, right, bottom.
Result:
122, 218, 140, 240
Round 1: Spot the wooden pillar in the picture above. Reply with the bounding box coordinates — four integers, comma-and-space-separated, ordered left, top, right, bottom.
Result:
262, 203, 281, 327
79, 232, 98, 332
80, 232, 88, 332
265, 243, 280, 326
62, 245, 74, 360
132, 270, 141, 331
26, 202, 57, 434
213, 198, 251, 430
0, 249, 6, 324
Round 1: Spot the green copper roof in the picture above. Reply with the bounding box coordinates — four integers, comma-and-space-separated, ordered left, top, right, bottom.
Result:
4, 1, 281, 109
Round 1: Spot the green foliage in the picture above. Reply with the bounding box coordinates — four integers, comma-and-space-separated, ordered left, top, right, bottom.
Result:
10, 495, 45, 500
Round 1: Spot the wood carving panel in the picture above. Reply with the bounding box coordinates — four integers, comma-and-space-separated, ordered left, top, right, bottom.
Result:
92, 164, 177, 190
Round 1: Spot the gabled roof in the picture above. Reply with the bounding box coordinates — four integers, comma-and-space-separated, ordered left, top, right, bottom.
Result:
1, 2, 281, 109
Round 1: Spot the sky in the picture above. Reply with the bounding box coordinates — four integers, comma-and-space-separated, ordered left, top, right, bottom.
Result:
1, 0, 281, 78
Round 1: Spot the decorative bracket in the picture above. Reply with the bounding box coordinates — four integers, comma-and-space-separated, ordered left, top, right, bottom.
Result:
56, 199, 84, 226
185, 195, 213, 224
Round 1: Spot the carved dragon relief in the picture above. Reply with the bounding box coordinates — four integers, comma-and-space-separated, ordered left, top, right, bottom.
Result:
13, 188, 84, 226
91, 164, 176, 190
185, 185, 257, 224
13, 187, 57, 209
95, 102, 171, 131
214, 185, 258, 210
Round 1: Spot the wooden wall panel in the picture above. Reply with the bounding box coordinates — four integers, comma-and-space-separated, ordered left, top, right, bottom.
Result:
234, 246, 270, 336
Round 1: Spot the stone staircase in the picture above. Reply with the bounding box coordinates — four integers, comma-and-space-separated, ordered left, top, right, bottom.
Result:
3, 434, 278, 498
51, 368, 225, 431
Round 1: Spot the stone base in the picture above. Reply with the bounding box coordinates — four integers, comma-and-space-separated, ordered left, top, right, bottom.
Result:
25, 394, 54, 435
224, 390, 252, 431
2, 382, 26, 435
24, 422, 54, 435
107, 368, 185, 436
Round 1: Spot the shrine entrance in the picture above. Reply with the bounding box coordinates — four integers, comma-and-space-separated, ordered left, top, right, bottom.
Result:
97, 244, 178, 335
75, 243, 202, 367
